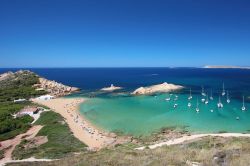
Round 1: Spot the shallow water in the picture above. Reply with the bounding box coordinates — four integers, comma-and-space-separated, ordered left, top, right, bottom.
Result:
79, 92, 250, 136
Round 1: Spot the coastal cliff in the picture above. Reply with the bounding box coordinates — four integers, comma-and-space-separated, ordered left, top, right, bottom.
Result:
35, 77, 79, 97
132, 82, 184, 95
0, 70, 79, 97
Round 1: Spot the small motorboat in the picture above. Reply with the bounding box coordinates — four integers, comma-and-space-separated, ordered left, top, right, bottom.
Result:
174, 103, 178, 108
165, 98, 171, 101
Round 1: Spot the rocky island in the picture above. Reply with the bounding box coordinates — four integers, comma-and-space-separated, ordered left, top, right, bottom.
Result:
100, 84, 123, 91
204, 65, 250, 69
132, 82, 184, 95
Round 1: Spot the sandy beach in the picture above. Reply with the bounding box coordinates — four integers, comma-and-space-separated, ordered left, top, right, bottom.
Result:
33, 98, 117, 150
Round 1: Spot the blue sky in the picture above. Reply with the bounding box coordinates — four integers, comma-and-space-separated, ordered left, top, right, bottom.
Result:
0, 0, 250, 67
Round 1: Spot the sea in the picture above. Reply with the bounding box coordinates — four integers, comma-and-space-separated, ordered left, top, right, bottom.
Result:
1, 68, 250, 136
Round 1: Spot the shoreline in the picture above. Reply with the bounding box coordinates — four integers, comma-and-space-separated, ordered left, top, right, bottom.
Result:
32, 98, 124, 150
74, 100, 109, 136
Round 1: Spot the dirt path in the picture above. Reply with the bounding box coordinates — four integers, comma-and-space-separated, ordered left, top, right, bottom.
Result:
0, 125, 43, 165
135, 133, 250, 150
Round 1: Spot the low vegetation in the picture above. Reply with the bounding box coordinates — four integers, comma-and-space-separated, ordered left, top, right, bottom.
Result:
0, 70, 46, 141
0, 111, 33, 141
0, 149, 4, 160
7, 137, 250, 166
0, 70, 46, 102
12, 111, 87, 159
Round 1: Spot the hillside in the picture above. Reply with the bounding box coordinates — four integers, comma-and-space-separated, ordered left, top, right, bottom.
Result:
6, 136, 250, 166
0, 70, 79, 141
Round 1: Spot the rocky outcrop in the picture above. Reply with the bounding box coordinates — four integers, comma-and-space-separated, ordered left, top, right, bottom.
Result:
0, 72, 15, 81
132, 82, 183, 95
0, 70, 79, 97
35, 77, 79, 97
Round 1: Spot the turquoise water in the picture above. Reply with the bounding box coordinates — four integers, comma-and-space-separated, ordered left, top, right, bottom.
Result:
2, 68, 249, 136
80, 92, 250, 136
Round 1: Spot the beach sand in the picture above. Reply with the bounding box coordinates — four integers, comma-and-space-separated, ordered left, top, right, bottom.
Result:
33, 98, 117, 150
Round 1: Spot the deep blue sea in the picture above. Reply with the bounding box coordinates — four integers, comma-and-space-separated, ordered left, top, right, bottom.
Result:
1, 68, 250, 94
1, 68, 250, 136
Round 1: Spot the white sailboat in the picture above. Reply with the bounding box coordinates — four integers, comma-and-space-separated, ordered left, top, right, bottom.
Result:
205, 95, 209, 104
188, 88, 192, 100
210, 89, 213, 100
217, 96, 223, 108
242, 96, 246, 111
196, 99, 199, 113
174, 95, 178, 101
165, 94, 171, 101
226, 91, 230, 103
188, 102, 191, 107
201, 86, 206, 96
222, 82, 226, 96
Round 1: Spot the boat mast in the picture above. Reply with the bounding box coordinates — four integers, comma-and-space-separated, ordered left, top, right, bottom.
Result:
210, 89, 213, 100
222, 82, 225, 96
243, 96, 245, 107
196, 98, 199, 108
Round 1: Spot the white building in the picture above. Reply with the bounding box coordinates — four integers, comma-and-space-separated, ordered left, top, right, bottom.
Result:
36, 95, 55, 100
14, 99, 27, 103
16, 106, 39, 117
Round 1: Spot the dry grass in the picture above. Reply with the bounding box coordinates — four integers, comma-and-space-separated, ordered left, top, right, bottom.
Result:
7, 137, 250, 166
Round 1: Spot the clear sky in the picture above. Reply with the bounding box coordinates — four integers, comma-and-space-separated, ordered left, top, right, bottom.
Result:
0, 0, 250, 67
